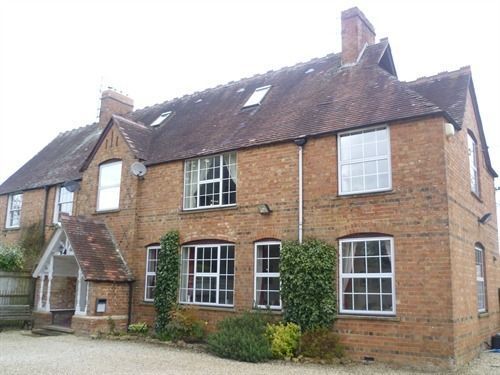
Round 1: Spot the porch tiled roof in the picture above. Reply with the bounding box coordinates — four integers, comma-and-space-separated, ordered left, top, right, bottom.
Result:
61, 215, 133, 282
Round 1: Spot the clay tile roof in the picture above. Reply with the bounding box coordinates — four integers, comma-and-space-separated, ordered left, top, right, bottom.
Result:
112, 115, 152, 160
0, 42, 486, 194
406, 66, 471, 127
60, 215, 133, 282
0, 123, 101, 194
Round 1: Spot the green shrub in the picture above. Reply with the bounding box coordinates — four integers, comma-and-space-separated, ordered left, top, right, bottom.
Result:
154, 231, 180, 333
161, 307, 205, 342
280, 239, 336, 330
299, 327, 344, 360
207, 312, 272, 362
266, 322, 301, 359
0, 243, 24, 272
128, 322, 149, 335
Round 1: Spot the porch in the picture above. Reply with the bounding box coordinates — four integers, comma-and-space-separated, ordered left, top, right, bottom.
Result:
32, 215, 133, 334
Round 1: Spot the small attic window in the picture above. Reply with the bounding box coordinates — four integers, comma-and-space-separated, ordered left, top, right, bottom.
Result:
150, 111, 172, 127
242, 85, 271, 109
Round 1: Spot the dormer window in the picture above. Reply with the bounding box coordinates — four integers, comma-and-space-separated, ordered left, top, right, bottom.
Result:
242, 85, 271, 109
150, 111, 172, 127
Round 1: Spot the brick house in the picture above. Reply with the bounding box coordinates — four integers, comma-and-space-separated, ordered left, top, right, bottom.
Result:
0, 7, 498, 368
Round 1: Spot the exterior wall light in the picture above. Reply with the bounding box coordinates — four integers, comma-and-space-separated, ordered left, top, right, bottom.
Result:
478, 213, 492, 225
258, 204, 272, 215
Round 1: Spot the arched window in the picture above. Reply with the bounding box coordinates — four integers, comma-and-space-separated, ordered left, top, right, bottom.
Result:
97, 160, 122, 211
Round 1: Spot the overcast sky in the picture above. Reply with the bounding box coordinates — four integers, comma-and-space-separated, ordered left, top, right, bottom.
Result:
1, 0, 499, 198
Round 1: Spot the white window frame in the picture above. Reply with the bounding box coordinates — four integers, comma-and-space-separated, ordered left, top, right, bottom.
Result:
339, 236, 396, 316
468, 133, 479, 195
243, 85, 271, 108
338, 125, 392, 195
475, 245, 487, 313
183, 153, 237, 210
96, 160, 122, 212
53, 185, 74, 224
254, 241, 282, 310
144, 246, 160, 302
179, 243, 235, 307
5, 192, 22, 229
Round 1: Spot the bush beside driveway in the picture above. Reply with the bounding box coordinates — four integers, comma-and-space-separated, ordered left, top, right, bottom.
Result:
0, 330, 499, 374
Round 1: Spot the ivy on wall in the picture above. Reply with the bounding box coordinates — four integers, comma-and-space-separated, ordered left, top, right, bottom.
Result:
280, 239, 337, 330
154, 230, 180, 333
19, 221, 45, 270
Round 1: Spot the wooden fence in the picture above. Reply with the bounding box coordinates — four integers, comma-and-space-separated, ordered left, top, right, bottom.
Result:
0, 271, 35, 306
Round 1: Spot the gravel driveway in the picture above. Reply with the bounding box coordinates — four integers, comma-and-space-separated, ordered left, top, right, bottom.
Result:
1, 330, 499, 374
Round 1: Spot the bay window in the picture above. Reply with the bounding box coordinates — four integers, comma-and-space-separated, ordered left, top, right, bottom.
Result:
339, 237, 395, 315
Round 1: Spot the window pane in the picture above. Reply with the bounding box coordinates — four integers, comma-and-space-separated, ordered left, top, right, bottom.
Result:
367, 294, 381, 311
98, 187, 120, 210
255, 242, 281, 308
340, 127, 390, 194
100, 162, 122, 187
340, 239, 394, 314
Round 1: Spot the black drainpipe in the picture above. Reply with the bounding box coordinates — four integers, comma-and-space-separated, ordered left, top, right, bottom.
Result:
127, 281, 134, 330
41, 185, 50, 242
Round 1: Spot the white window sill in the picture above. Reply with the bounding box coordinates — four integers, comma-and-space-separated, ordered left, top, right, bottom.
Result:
94, 208, 121, 215
3, 226, 20, 231
338, 188, 393, 197
337, 314, 399, 322
180, 205, 238, 214
180, 303, 236, 312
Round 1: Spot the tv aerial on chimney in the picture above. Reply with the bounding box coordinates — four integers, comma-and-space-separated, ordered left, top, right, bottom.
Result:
130, 162, 147, 178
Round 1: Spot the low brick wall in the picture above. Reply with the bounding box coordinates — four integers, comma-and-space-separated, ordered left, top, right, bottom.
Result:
72, 315, 128, 336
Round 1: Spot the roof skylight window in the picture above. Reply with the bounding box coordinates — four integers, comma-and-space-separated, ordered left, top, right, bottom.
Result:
242, 85, 271, 108
150, 111, 172, 127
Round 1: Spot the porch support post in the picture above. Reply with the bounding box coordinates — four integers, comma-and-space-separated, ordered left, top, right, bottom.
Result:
75, 268, 82, 313
46, 256, 54, 312
37, 274, 45, 310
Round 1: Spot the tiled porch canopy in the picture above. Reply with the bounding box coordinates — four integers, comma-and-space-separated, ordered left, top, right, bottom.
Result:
32, 215, 133, 313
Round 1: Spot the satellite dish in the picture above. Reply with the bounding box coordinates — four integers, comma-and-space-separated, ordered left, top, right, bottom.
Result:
131, 162, 147, 177
63, 180, 81, 193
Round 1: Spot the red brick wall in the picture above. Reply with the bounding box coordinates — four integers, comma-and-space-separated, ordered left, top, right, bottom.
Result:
86, 281, 130, 317
123, 115, 459, 367
3, 104, 497, 367
444, 90, 500, 365
50, 276, 77, 310
0, 185, 76, 256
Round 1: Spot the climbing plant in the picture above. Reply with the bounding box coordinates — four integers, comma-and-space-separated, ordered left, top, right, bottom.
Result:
154, 230, 180, 333
18, 221, 45, 270
280, 238, 336, 330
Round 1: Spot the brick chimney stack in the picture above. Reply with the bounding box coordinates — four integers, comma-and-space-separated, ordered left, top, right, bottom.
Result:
98, 89, 134, 128
341, 7, 376, 65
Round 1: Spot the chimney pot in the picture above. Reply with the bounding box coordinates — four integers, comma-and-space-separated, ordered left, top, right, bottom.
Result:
99, 89, 134, 128
341, 7, 376, 65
